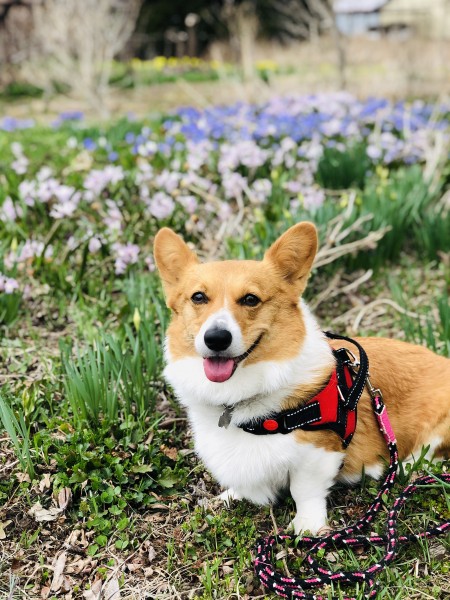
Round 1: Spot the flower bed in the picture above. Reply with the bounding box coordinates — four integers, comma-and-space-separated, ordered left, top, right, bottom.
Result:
0, 93, 449, 321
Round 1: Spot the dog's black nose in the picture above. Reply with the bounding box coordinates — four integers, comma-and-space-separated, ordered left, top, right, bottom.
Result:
204, 328, 232, 352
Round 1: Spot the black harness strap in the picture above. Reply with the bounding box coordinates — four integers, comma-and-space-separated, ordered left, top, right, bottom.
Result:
324, 331, 369, 411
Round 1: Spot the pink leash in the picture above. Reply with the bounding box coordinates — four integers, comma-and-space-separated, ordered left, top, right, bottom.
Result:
254, 391, 450, 599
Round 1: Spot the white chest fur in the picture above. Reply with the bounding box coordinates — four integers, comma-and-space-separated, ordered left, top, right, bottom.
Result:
188, 404, 342, 506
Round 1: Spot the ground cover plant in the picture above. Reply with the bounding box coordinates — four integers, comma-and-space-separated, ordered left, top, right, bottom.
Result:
0, 93, 449, 599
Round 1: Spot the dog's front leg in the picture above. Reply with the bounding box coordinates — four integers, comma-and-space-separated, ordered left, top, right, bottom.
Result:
289, 451, 343, 534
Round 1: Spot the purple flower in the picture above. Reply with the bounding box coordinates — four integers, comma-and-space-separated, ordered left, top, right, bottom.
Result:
84, 166, 124, 197
103, 199, 123, 232
147, 192, 175, 220
5, 240, 53, 268
52, 111, 84, 128
218, 140, 268, 173
112, 242, 140, 275
367, 145, 382, 160
222, 172, 248, 200
177, 194, 197, 214
145, 255, 156, 272
250, 179, 272, 204
0, 116, 34, 132
218, 202, 232, 221
302, 187, 326, 211
1, 197, 23, 221
83, 138, 97, 151
0, 273, 19, 294
155, 169, 181, 194
12, 157, 29, 175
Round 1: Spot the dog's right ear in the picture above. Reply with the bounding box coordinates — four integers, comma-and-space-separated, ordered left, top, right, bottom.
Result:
153, 228, 199, 292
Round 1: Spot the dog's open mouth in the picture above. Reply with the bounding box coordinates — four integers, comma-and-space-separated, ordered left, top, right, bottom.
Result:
203, 335, 262, 383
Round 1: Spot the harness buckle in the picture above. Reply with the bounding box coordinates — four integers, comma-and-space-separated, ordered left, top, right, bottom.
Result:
337, 384, 346, 404
343, 348, 360, 373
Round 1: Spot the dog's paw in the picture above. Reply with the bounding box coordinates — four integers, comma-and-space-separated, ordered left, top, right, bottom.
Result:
218, 488, 242, 506
289, 513, 328, 536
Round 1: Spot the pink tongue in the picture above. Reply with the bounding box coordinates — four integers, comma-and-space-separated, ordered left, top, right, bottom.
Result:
203, 358, 235, 382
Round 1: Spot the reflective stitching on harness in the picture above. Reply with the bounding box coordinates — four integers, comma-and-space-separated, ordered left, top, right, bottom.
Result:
284, 415, 320, 430
284, 403, 317, 418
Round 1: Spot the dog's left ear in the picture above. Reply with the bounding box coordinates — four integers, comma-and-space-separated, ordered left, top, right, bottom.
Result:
264, 222, 318, 294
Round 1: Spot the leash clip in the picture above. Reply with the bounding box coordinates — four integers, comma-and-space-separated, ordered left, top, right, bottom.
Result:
365, 373, 383, 409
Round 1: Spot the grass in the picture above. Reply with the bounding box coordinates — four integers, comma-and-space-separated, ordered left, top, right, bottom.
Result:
0, 98, 449, 598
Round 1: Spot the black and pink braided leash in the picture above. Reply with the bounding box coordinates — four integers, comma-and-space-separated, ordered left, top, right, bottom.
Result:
254, 393, 450, 599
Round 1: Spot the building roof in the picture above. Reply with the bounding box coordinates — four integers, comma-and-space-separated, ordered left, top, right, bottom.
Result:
334, 0, 389, 13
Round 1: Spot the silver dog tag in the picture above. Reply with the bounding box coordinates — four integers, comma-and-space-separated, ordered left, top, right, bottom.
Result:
218, 406, 233, 428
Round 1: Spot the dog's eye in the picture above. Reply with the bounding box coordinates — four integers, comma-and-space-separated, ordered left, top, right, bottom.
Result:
191, 292, 208, 305
238, 294, 261, 307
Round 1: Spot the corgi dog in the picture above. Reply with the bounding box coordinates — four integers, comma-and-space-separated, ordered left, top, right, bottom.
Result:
154, 222, 450, 534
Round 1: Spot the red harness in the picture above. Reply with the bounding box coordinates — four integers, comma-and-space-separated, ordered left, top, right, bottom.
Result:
239, 334, 366, 448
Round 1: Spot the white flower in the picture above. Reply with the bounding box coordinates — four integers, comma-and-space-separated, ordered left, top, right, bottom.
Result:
250, 179, 272, 204
11, 142, 23, 157
367, 145, 382, 160
88, 237, 102, 254
49, 186, 81, 219
12, 157, 29, 175
66, 137, 78, 149
177, 194, 197, 214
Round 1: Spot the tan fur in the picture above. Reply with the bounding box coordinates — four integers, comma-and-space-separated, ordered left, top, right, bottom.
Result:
287, 337, 450, 474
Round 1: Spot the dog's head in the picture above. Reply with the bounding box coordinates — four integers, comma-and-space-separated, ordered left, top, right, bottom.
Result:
154, 223, 318, 395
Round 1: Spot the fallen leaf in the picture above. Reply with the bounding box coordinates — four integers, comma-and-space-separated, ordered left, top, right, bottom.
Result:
39, 473, 52, 492
430, 543, 447, 560
50, 551, 67, 592
160, 444, 178, 461
66, 558, 91, 575
58, 487, 72, 510
16, 472, 31, 483
148, 545, 156, 563
325, 552, 339, 563
0, 519, 12, 540
28, 502, 63, 522
83, 578, 102, 600
103, 577, 120, 600
40, 586, 50, 599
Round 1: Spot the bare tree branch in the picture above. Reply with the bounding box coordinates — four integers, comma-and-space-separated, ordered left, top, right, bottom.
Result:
24, 0, 143, 114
